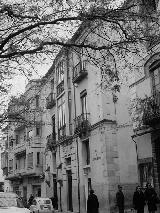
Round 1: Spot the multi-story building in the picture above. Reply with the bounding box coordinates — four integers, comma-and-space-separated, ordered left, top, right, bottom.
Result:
1, 79, 46, 200
3, 1, 160, 212
42, 24, 138, 213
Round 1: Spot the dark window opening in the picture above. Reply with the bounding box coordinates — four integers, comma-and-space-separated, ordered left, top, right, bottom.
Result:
66, 157, 71, 166
80, 90, 87, 115
36, 127, 40, 136
139, 162, 153, 188
37, 152, 40, 165
35, 95, 39, 107
83, 140, 90, 165
16, 135, 19, 145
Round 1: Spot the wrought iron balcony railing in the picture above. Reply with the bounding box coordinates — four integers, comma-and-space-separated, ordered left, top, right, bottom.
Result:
72, 60, 88, 84
142, 92, 160, 126
58, 125, 66, 140
74, 113, 91, 137
46, 92, 56, 109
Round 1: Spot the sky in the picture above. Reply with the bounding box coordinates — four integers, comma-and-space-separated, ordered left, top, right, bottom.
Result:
7, 0, 125, 97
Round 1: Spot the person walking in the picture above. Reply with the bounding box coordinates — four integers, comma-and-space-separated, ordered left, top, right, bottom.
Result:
87, 189, 99, 213
28, 194, 34, 207
116, 185, 124, 213
133, 186, 145, 213
144, 183, 159, 213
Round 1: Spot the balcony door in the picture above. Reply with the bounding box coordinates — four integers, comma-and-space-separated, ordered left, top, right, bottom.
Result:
80, 90, 88, 116
67, 170, 73, 211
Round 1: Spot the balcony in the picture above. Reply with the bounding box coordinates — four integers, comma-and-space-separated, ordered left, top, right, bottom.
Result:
58, 125, 66, 140
57, 81, 64, 97
72, 61, 88, 84
14, 123, 25, 132
46, 133, 56, 152
74, 113, 91, 138
142, 92, 160, 126
6, 165, 43, 180
46, 92, 56, 109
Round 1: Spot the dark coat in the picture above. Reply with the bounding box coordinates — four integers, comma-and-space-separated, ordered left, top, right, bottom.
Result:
133, 191, 145, 210
145, 188, 158, 211
116, 191, 124, 209
87, 193, 99, 213
28, 195, 34, 207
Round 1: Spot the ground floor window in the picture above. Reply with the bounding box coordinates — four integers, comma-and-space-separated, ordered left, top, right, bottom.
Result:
139, 162, 153, 188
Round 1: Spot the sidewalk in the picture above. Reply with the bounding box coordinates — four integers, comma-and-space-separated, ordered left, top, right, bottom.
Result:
55, 205, 160, 213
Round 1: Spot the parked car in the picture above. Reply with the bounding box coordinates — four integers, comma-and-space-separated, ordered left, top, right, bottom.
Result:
0, 192, 30, 213
30, 197, 54, 213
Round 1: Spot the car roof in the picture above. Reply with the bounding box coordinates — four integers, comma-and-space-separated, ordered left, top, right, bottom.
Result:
0, 192, 18, 198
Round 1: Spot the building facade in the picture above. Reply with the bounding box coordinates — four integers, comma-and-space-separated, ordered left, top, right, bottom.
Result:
3, 1, 160, 212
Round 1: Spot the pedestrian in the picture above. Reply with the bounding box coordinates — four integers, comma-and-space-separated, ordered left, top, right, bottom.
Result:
28, 194, 34, 207
144, 183, 159, 213
133, 185, 145, 213
116, 185, 124, 213
50, 196, 58, 209
87, 189, 99, 213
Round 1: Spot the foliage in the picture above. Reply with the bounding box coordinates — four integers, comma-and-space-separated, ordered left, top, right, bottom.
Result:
0, 0, 159, 93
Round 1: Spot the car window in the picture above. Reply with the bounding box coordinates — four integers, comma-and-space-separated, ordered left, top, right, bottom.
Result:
44, 200, 51, 204
38, 199, 51, 204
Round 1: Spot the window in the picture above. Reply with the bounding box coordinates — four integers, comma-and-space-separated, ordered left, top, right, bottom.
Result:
37, 152, 40, 165
51, 78, 54, 91
36, 126, 40, 136
58, 97, 66, 138
82, 140, 90, 165
35, 95, 39, 107
9, 137, 14, 148
52, 115, 56, 139
16, 135, 19, 145
27, 152, 33, 168
65, 157, 71, 166
9, 159, 13, 172
139, 162, 153, 188
56, 61, 64, 84
80, 90, 88, 115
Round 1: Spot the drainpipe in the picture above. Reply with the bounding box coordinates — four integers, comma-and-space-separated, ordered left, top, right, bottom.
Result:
131, 136, 140, 183
73, 83, 81, 213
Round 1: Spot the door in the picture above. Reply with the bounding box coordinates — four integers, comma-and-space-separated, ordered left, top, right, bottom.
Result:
23, 186, 27, 198
53, 175, 58, 209
67, 170, 73, 211
155, 139, 160, 190
32, 185, 41, 197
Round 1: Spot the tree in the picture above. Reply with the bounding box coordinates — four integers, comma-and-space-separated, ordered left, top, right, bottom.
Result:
0, 0, 159, 93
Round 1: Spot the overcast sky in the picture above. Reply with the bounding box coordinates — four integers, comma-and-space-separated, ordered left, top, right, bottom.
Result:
8, 0, 125, 97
